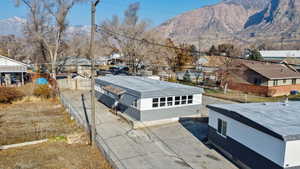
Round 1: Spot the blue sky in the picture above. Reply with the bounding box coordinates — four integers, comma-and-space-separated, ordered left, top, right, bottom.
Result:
0, 0, 220, 26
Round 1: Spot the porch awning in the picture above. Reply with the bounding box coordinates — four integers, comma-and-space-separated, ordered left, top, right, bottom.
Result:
0, 66, 27, 72
103, 85, 126, 96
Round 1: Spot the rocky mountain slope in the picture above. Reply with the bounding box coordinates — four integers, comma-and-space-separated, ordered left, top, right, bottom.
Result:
157, 2, 257, 48
223, 0, 270, 9
157, 0, 300, 49
243, 0, 300, 37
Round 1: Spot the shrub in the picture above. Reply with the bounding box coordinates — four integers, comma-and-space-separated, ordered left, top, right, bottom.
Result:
33, 85, 54, 98
168, 76, 177, 83
0, 87, 25, 103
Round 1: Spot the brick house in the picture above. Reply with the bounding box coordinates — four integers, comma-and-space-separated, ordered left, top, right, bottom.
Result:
219, 59, 300, 97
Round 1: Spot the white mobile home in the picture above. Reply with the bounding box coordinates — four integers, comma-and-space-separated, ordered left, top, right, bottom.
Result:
207, 102, 300, 169
95, 76, 203, 122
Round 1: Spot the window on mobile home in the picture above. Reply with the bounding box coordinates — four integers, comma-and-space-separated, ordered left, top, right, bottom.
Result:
217, 119, 227, 137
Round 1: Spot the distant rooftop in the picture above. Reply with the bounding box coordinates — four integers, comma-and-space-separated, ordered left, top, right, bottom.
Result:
208, 102, 300, 141
242, 61, 300, 79
96, 75, 203, 98
260, 50, 300, 58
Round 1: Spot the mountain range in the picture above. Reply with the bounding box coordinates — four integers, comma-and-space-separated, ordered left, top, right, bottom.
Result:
0, 16, 90, 37
156, 0, 300, 49
0, 17, 26, 36
2, 0, 300, 50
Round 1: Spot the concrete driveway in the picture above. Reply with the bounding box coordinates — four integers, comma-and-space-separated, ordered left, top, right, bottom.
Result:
61, 90, 238, 169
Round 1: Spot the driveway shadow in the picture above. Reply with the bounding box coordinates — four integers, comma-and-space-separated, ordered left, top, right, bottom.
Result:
179, 117, 209, 142
179, 117, 241, 168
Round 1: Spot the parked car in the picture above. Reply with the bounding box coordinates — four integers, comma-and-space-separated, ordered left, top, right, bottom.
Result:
291, 90, 300, 95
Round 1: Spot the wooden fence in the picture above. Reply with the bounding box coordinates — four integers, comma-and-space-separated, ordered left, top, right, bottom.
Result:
57, 79, 91, 90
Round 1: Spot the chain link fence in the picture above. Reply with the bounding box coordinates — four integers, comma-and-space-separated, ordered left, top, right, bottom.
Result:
59, 93, 128, 169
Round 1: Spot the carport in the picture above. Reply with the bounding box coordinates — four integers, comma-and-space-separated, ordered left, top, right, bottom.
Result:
0, 55, 28, 86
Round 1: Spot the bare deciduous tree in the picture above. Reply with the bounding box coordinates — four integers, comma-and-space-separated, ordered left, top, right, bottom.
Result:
100, 2, 153, 74
16, 0, 86, 78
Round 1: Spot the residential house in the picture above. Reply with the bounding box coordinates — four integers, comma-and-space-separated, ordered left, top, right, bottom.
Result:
207, 102, 300, 169
196, 55, 229, 82
220, 59, 300, 96
58, 56, 108, 76
0, 55, 28, 86
176, 70, 203, 83
95, 76, 203, 122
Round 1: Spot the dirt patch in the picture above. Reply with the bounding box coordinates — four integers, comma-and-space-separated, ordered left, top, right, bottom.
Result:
0, 98, 112, 169
0, 142, 112, 169
0, 99, 80, 145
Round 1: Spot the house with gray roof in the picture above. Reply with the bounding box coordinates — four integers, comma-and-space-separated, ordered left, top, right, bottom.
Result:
207, 102, 300, 169
0, 55, 28, 86
95, 76, 203, 121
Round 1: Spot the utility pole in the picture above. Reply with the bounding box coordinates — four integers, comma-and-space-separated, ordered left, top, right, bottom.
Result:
90, 0, 100, 146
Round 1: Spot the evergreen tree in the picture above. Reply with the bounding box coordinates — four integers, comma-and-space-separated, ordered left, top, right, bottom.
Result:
248, 49, 263, 61
208, 45, 218, 56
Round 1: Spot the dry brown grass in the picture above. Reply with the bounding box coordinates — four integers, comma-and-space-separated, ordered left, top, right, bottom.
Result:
0, 87, 112, 169
17, 83, 35, 96
0, 99, 80, 145
204, 88, 292, 103
0, 142, 112, 169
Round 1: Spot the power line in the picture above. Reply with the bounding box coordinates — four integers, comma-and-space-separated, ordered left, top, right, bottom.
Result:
95, 24, 295, 65
96, 24, 204, 54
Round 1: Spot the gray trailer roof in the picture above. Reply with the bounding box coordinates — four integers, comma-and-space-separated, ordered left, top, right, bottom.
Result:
96, 75, 203, 98
207, 102, 300, 141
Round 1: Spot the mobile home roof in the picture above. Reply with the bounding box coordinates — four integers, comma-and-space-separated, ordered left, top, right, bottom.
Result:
260, 50, 300, 58
96, 75, 203, 98
207, 102, 300, 141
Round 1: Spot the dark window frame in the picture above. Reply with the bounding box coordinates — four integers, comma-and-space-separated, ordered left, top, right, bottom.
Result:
175, 96, 180, 105
167, 97, 173, 106
217, 119, 227, 137
160, 97, 166, 107
152, 98, 159, 108
181, 96, 187, 105
132, 99, 138, 108
188, 95, 193, 104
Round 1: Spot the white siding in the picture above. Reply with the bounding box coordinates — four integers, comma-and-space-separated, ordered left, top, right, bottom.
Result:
140, 94, 202, 111
209, 110, 285, 167
268, 79, 300, 86
193, 94, 202, 105
260, 50, 300, 58
140, 98, 153, 110
284, 140, 300, 168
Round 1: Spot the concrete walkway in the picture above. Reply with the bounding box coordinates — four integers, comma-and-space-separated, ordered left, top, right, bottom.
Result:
61, 90, 238, 169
